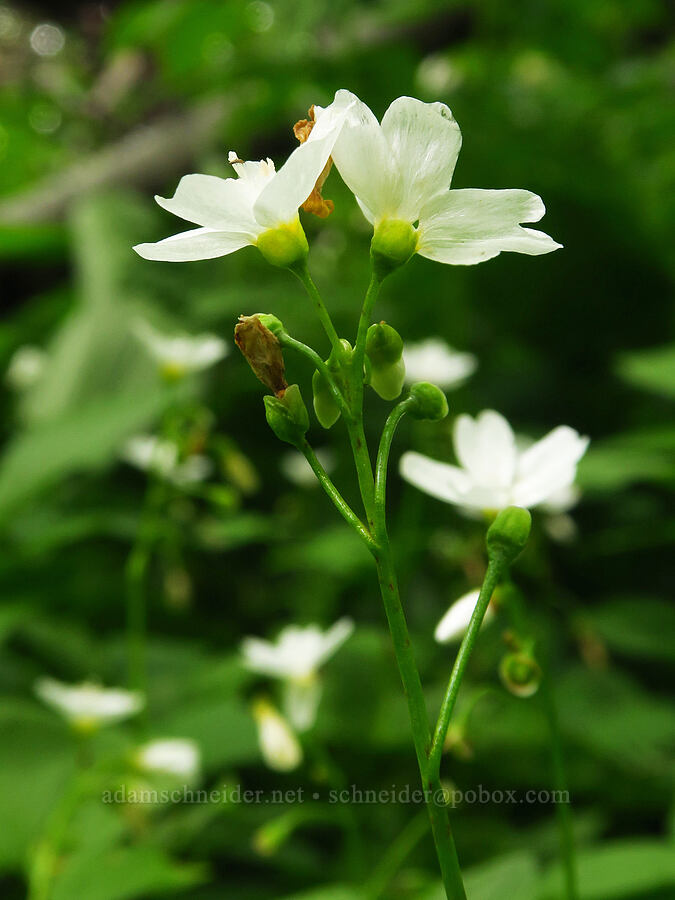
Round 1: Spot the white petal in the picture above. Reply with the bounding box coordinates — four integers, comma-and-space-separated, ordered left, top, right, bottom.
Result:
381, 96, 462, 219
253, 701, 303, 771
241, 636, 291, 679
328, 90, 400, 223
253, 93, 354, 228
417, 189, 562, 265
283, 678, 322, 733
136, 738, 200, 778
399, 451, 472, 505
435, 589, 495, 643
403, 338, 477, 388
155, 174, 260, 236
454, 410, 517, 490
513, 426, 589, 508
314, 617, 354, 667
134, 227, 252, 262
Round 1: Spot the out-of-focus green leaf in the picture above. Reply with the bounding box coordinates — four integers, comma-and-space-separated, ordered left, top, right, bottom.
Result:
51, 843, 206, 900
585, 597, 675, 663
539, 839, 675, 899
617, 343, 675, 398
424, 851, 540, 900
279, 887, 366, 900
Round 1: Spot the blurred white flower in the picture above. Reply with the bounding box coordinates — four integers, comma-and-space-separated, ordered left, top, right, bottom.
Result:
280, 448, 335, 487
242, 619, 353, 731
403, 339, 477, 389
133, 319, 227, 379
252, 699, 303, 771
434, 590, 494, 644
400, 410, 588, 513
135, 738, 200, 778
5, 345, 46, 390
133, 95, 354, 263
121, 435, 212, 486
35, 678, 144, 732
318, 90, 561, 265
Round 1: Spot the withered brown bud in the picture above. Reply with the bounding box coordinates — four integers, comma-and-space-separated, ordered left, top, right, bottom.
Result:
235, 315, 288, 396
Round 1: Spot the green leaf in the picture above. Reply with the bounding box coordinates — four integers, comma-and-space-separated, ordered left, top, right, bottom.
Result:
617, 343, 675, 398
586, 597, 675, 662
423, 852, 540, 900
540, 839, 675, 899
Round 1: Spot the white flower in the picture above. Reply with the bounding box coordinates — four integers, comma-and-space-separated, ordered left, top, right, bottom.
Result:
434, 590, 495, 644
252, 700, 303, 772
35, 678, 144, 731
403, 339, 477, 389
318, 90, 561, 265
121, 435, 212, 485
136, 738, 200, 779
280, 448, 335, 487
242, 618, 354, 682
242, 618, 353, 731
5, 345, 46, 390
400, 409, 588, 513
133, 96, 354, 264
133, 319, 226, 378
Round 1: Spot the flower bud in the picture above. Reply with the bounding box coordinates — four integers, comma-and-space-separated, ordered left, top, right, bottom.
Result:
486, 506, 531, 565
264, 384, 309, 447
254, 313, 285, 337
407, 382, 449, 421
235, 315, 287, 395
256, 220, 309, 269
365, 322, 406, 400
312, 369, 340, 429
499, 652, 542, 698
371, 219, 418, 278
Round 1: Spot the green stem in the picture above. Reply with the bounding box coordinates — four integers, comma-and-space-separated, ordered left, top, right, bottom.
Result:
292, 262, 342, 355
428, 558, 504, 785
541, 679, 579, 900
375, 399, 414, 536
299, 439, 376, 553
279, 332, 353, 424
365, 812, 429, 899
352, 270, 382, 405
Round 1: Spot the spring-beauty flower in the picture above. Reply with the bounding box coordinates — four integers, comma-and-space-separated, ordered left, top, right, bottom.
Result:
133, 320, 226, 380
252, 699, 303, 771
35, 678, 144, 732
242, 619, 354, 731
403, 339, 477, 390
400, 409, 588, 513
135, 738, 200, 779
317, 90, 561, 268
133, 96, 354, 266
434, 589, 495, 644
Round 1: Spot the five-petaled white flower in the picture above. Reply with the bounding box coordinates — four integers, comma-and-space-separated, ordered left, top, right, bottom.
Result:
133, 319, 227, 379
242, 619, 354, 731
403, 338, 477, 389
35, 678, 144, 732
133, 95, 354, 265
400, 409, 588, 513
135, 738, 200, 779
434, 589, 495, 644
252, 699, 303, 772
318, 90, 561, 265
121, 434, 212, 486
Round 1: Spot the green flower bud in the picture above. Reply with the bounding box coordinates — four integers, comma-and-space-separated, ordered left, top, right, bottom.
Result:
486, 506, 532, 565
407, 382, 449, 421
370, 357, 406, 401
365, 323, 404, 367
257, 220, 309, 269
499, 652, 542, 698
371, 219, 418, 278
254, 313, 285, 337
365, 323, 405, 400
312, 369, 340, 429
264, 384, 309, 447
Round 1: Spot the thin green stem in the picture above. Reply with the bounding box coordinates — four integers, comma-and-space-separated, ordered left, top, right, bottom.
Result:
365, 812, 429, 899
428, 558, 504, 785
299, 440, 376, 553
375, 399, 414, 536
351, 270, 382, 407
278, 332, 353, 424
292, 262, 342, 355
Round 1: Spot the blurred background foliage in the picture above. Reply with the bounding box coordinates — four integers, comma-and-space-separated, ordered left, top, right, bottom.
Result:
0, 0, 674, 898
